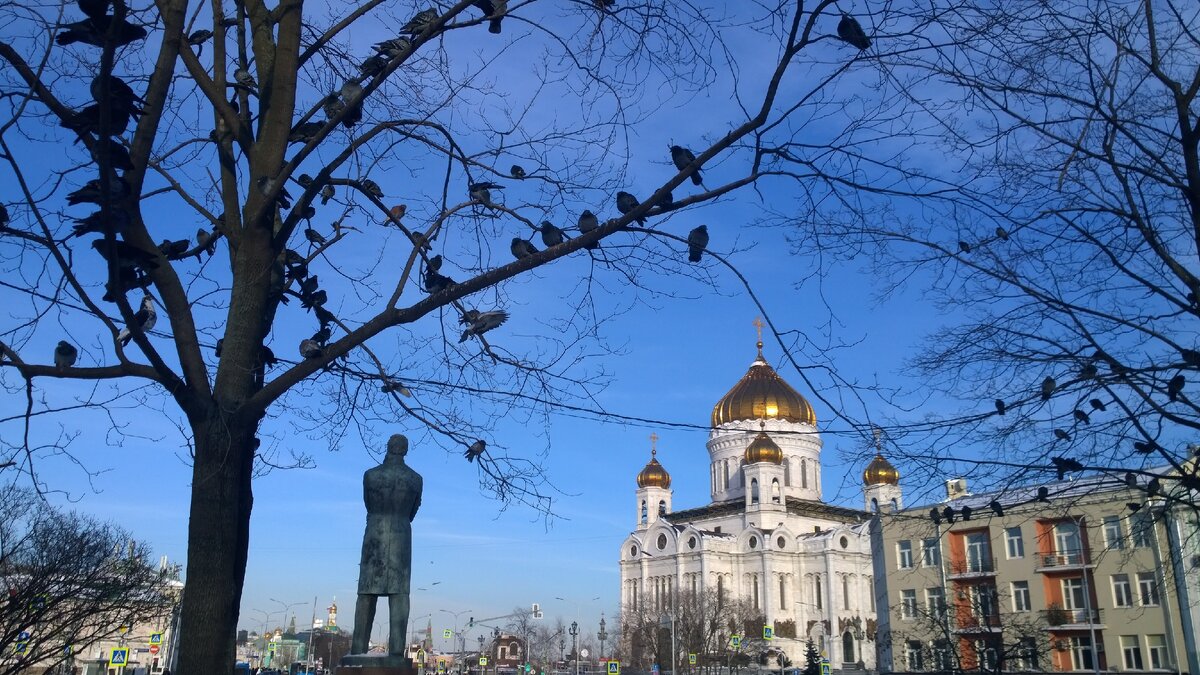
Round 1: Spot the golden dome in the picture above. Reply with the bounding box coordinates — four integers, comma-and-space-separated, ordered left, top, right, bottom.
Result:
863, 454, 900, 485
711, 341, 816, 427
637, 448, 671, 489
744, 429, 784, 465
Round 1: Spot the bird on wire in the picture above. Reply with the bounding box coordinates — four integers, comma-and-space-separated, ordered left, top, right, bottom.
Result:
942, 506, 955, 525
465, 439, 486, 462
117, 295, 157, 346
1073, 409, 1090, 425
1089, 398, 1106, 411
54, 341, 78, 369
616, 191, 645, 226
460, 310, 509, 343
994, 399, 1006, 415
836, 14, 871, 50
669, 145, 704, 186
686, 225, 709, 263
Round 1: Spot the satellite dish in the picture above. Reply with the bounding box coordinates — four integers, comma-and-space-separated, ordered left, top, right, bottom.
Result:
581, 649, 590, 658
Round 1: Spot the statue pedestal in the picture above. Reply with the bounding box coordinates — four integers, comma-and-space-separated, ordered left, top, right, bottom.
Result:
337, 655, 418, 675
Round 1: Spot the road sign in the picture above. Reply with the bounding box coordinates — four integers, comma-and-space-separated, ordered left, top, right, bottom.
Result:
417, 648, 426, 664
150, 644, 161, 655
17, 631, 30, 640
444, 629, 453, 639
14, 642, 27, 654
607, 661, 620, 675
479, 657, 489, 666
820, 661, 830, 675
267, 641, 277, 654
688, 654, 697, 665
763, 625, 773, 640
652, 665, 659, 674
730, 635, 741, 649
109, 647, 130, 666
150, 632, 163, 645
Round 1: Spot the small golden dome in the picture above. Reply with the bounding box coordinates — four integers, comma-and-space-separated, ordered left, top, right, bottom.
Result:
637, 449, 671, 489
712, 341, 816, 427
744, 429, 784, 465
863, 453, 900, 485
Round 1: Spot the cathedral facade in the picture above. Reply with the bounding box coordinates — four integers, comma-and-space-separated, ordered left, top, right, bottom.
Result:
619, 337, 901, 671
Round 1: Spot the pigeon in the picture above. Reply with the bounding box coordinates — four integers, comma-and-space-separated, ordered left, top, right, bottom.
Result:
54, 341, 78, 369
464, 439, 486, 462
196, 228, 218, 257
578, 210, 600, 249
1089, 398, 1107, 411
957, 240, 971, 254
1040, 376, 1056, 401
960, 505, 972, 521
91, 139, 134, 171
427, 254, 443, 272
510, 164, 526, 179
297, 174, 315, 188
424, 269, 454, 294
1073, 409, 1090, 425
311, 325, 332, 347
669, 145, 703, 186
299, 338, 323, 359
1147, 477, 1161, 495
362, 179, 384, 199
304, 227, 327, 245
320, 185, 335, 204
158, 239, 190, 259
510, 238, 537, 260
1125, 472, 1138, 488
460, 310, 509, 342
1036, 486, 1051, 503
233, 67, 257, 91
1127, 502, 1142, 513
995, 226, 1009, 241
994, 399, 1006, 415
469, 181, 502, 207
62, 104, 134, 137
1182, 348, 1200, 367
57, 17, 148, 47
340, 82, 364, 127
187, 29, 212, 46
0, 204, 7, 227
1168, 374, 1185, 401
1051, 456, 1084, 480
360, 54, 389, 78
1133, 441, 1157, 454
92, 239, 160, 271
381, 378, 412, 396
72, 209, 131, 238
288, 121, 324, 144
988, 500, 1003, 517
929, 507, 941, 526
616, 191, 645, 225
101, 267, 152, 301
409, 231, 432, 250
374, 38, 412, 58
117, 295, 157, 346
686, 225, 709, 262
539, 221, 565, 248
656, 190, 673, 209
1053, 429, 1070, 442
314, 305, 336, 329
77, 0, 110, 20
942, 506, 955, 525
390, 204, 407, 221
323, 95, 346, 120
401, 8, 438, 34
836, 14, 871, 50
472, 0, 506, 33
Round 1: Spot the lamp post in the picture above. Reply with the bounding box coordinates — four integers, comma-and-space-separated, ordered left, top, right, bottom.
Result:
440, 609, 475, 656
569, 622, 579, 675
560, 637, 566, 669
597, 615, 607, 661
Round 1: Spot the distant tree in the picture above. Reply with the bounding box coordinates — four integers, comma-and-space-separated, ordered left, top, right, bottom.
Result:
0, 488, 175, 675
802, 639, 821, 675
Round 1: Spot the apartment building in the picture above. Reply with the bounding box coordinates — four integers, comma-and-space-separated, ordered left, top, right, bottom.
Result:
869, 470, 1196, 674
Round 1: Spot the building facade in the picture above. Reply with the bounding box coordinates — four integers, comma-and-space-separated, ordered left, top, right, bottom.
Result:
870, 471, 1198, 674
618, 337, 884, 670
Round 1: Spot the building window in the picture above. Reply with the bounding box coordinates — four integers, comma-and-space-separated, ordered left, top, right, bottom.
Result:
780, 576, 787, 608
771, 478, 781, 504
750, 479, 759, 504
1103, 516, 1125, 550
925, 587, 945, 618
842, 575, 851, 609
868, 576, 875, 612
900, 589, 917, 620
965, 531, 991, 572
922, 538, 941, 567
1138, 572, 1160, 606
640, 501, 647, 524
657, 534, 667, 550
814, 575, 823, 610
1013, 637, 1038, 671
1069, 636, 1095, 671
905, 641, 923, 671
898, 540, 914, 569
1005, 527, 1024, 559
1062, 577, 1085, 610
1120, 635, 1143, 670
801, 459, 808, 488
1112, 574, 1133, 608
932, 640, 952, 671
975, 640, 998, 671
658, 500, 666, 516
1054, 521, 1083, 562
1147, 635, 1169, 669
1132, 512, 1154, 548
1011, 581, 1031, 612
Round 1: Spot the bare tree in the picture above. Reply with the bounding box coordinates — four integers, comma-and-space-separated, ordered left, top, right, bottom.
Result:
0, 488, 175, 675
620, 591, 768, 673
0, 0, 937, 672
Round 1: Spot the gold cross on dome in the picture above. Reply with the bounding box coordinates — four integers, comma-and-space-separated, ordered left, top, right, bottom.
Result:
649, 432, 659, 456
753, 317, 764, 342
873, 426, 883, 452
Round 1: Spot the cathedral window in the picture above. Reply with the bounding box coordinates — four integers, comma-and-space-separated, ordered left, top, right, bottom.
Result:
657, 533, 668, 550
780, 575, 787, 607
640, 501, 647, 524
771, 478, 781, 503
688, 536, 697, 550
777, 536, 786, 549
749, 536, 759, 549
801, 459, 808, 488
842, 575, 851, 609
814, 575, 823, 609
658, 500, 667, 516
750, 479, 759, 504
784, 458, 791, 485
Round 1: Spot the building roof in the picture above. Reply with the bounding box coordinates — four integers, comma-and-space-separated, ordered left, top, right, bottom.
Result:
667, 496, 867, 525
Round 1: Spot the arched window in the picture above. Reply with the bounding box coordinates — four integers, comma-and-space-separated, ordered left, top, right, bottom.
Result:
890, 498, 898, 510
750, 478, 759, 504
871, 498, 879, 512
723, 460, 729, 488
658, 500, 667, 515
784, 458, 791, 486
842, 575, 851, 609
780, 575, 787, 607
771, 478, 781, 503
842, 632, 855, 664
640, 500, 647, 524
717, 575, 725, 607
801, 459, 809, 488
814, 575, 823, 609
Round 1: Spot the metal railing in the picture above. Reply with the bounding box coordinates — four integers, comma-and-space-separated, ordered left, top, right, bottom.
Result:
1036, 550, 1090, 568
946, 556, 997, 576
1042, 607, 1102, 626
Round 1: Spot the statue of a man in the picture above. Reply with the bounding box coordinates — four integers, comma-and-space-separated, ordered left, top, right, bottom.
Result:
350, 434, 423, 656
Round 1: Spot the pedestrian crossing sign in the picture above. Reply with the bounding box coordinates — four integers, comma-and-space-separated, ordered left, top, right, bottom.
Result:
480, 657, 489, 666
109, 647, 130, 666
150, 632, 163, 645
607, 661, 620, 675
689, 654, 697, 665
268, 642, 277, 654
444, 629, 453, 639
730, 635, 741, 649
763, 625, 773, 640
14, 641, 27, 654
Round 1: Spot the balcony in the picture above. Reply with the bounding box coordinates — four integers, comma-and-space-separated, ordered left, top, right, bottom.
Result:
946, 557, 998, 578
1035, 551, 1092, 572
1041, 607, 1104, 629
953, 612, 1002, 633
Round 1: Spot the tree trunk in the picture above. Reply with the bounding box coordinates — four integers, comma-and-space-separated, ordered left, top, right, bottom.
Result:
176, 417, 257, 675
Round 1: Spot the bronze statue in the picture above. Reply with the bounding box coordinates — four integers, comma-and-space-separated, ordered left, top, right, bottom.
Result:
349, 434, 423, 657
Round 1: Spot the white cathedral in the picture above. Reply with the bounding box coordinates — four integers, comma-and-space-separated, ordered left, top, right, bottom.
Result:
619, 335, 903, 671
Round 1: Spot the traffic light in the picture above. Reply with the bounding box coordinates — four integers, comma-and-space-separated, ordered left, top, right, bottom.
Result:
469, 617, 475, 628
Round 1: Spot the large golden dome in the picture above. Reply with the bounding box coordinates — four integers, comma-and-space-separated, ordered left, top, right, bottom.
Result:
637, 449, 671, 489
863, 453, 900, 485
744, 430, 784, 465
712, 341, 816, 427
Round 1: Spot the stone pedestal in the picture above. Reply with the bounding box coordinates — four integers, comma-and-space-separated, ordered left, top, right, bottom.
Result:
336, 654, 418, 675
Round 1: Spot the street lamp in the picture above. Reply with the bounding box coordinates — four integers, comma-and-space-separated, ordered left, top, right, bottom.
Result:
271, 597, 305, 635
597, 615, 607, 661
560, 637, 566, 668
440, 609, 475, 655
569, 622, 579, 675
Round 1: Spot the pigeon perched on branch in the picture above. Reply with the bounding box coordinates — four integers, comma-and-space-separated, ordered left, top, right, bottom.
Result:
539, 221, 565, 248
616, 191, 645, 226
578, 210, 599, 250
54, 341, 78, 369
464, 439, 486, 462
459, 310, 508, 342
469, 182, 502, 207
57, 17, 147, 47
510, 237, 537, 260
117, 295, 157, 346
686, 225, 708, 263
670, 145, 704, 186
836, 14, 871, 50
401, 8, 438, 34
510, 164, 526, 179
